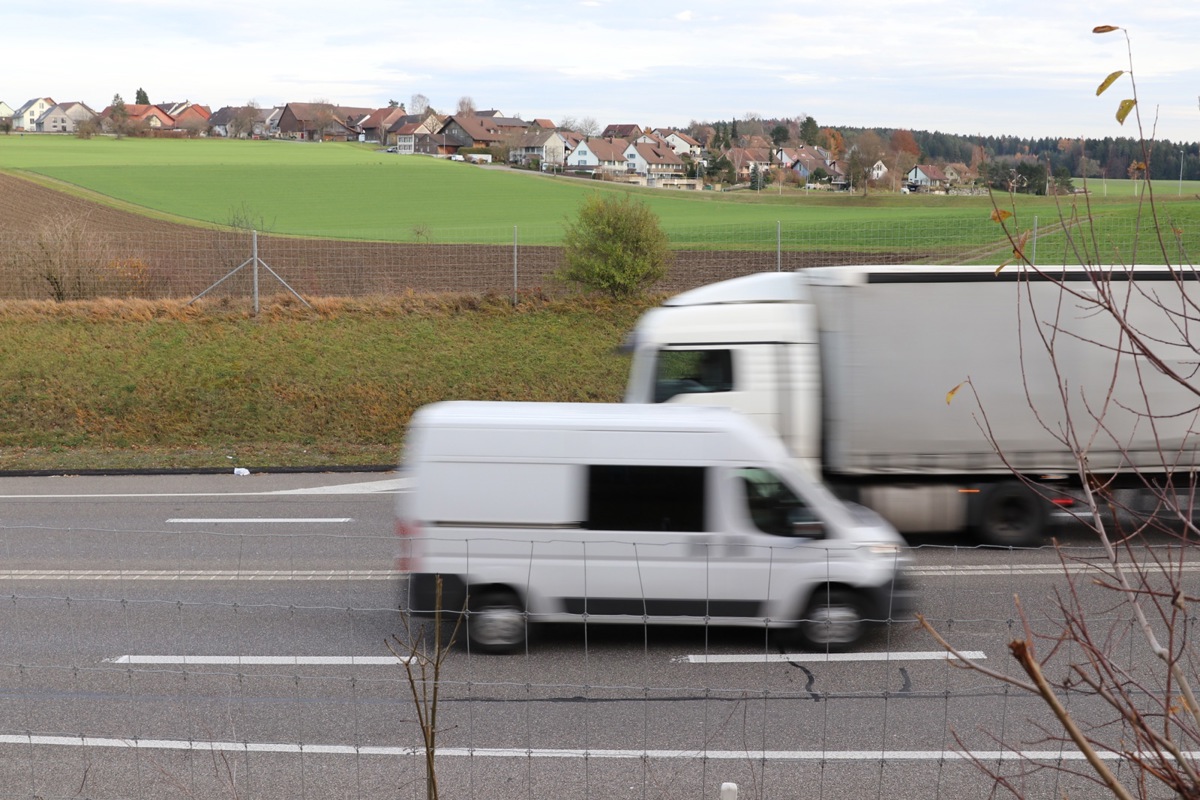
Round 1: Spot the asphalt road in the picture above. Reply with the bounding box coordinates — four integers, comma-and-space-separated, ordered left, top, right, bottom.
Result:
0, 472, 1188, 799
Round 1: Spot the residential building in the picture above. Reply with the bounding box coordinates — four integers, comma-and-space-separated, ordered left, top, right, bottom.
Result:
276, 103, 373, 140
943, 163, 975, 184
34, 101, 97, 133
209, 106, 272, 138
510, 128, 570, 169
568, 137, 630, 174
437, 114, 529, 150
655, 129, 703, 158
624, 141, 686, 183
11, 97, 55, 131
907, 164, 949, 190
600, 123, 642, 139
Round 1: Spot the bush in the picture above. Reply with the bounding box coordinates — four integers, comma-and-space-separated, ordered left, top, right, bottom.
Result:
557, 193, 673, 298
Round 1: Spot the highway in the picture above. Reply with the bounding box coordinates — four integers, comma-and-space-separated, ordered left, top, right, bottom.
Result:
0, 472, 1186, 799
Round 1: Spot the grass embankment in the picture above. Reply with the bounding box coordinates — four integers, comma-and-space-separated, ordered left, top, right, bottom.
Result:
0, 293, 649, 473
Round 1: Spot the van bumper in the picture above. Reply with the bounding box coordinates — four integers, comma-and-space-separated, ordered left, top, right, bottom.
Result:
408, 573, 468, 616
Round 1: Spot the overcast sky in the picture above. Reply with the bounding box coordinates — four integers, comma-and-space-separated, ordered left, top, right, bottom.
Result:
6, 1, 1198, 143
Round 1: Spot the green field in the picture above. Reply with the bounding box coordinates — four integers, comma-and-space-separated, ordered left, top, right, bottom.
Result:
1, 136, 1198, 470
6, 135, 1196, 257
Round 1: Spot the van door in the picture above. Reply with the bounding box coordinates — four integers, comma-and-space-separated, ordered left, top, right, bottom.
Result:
562, 464, 720, 621
707, 466, 847, 623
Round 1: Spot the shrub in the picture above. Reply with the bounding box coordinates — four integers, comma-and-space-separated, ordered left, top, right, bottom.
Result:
557, 193, 673, 298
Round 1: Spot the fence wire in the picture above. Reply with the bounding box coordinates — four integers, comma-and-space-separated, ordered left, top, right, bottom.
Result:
0, 215, 1193, 303
3, 515, 1185, 800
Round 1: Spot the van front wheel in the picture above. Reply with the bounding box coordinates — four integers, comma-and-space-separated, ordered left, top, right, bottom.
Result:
466, 589, 527, 654
793, 589, 865, 652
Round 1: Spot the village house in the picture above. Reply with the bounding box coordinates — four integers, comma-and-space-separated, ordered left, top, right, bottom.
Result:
11, 97, 55, 131
34, 101, 97, 133
567, 137, 630, 174
907, 164, 950, 191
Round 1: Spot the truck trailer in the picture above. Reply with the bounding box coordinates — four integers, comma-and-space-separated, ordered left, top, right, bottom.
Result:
622, 265, 1200, 545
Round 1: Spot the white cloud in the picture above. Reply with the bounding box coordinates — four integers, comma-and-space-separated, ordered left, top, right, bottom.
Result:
4, 0, 1199, 141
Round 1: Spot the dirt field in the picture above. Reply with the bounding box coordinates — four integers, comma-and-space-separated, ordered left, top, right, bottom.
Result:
0, 173, 913, 299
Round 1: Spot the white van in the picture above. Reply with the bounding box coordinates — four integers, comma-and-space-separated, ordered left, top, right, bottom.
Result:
395, 401, 913, 653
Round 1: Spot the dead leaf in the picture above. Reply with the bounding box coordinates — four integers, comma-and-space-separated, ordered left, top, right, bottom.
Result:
946, 382, 964, 405
990, 208, 1013, 223
1096, 70, 1124, 96
1092, 25, 1120, 34
1116, 98, 1137, 125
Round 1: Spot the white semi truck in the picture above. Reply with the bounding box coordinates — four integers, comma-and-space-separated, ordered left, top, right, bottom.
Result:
622, 265, 1200, 545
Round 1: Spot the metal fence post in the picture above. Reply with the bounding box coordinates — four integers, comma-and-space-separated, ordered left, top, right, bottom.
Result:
1032, 216, 1038, 267
777, 221, 782, 272
252, 229, 260, 315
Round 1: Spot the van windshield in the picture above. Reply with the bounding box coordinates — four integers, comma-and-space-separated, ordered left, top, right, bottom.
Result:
654, 349, 734, 403
737, 467, 820, 537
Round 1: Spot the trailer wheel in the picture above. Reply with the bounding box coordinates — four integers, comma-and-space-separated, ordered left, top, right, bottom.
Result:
976, 482, 1046, 547
792, 589, 866, 652
466, 589, 527, 654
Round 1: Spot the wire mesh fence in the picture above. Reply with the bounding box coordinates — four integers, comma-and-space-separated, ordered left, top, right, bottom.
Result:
1, 214, 1193, 304
1, 493, 1183, 800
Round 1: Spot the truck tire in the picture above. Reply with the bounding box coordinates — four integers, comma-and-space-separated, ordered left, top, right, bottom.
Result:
975, 482, 1046, 547
466, 589, 527, 654
792, 589, 866, 652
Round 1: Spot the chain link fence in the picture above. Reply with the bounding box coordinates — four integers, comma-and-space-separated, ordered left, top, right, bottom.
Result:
2, 214, 1193, 303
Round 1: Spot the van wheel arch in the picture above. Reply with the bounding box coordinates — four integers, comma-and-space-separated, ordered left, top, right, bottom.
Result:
465, 585, 528, 655
790, 584, 867, 652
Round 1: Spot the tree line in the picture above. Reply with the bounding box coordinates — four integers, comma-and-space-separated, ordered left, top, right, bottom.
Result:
690, 115, 1200, 185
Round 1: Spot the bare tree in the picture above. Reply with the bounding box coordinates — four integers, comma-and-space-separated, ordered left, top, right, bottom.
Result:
845, 130, 885, 195
578, 116, 599, 137
455, 96, 476, 116
228, 101, 261, 139
922, 25, 1200, 799
410, 93, 430, 116
308, 99, 337, 141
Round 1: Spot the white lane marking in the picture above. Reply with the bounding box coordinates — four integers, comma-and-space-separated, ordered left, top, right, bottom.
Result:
106, 655, 407, 665
0, 735, 1191, 762
165, 518, 354, 523
1, 569, 396, 581
270, 478, 409, 494
0, 477, 409, 499
907, 561, 1200, 577
674, 650, 986, 664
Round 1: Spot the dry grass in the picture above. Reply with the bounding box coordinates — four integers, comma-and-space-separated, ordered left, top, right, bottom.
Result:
0, 292, 652, 473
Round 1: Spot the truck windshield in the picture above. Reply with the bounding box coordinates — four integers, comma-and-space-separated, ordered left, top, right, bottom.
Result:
654, 349, 734, 403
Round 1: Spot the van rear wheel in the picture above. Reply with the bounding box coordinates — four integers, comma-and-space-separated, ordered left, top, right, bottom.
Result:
793, 589, 865, 652
466, 589, 527, 654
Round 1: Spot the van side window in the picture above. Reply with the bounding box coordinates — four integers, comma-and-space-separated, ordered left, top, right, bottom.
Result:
654, 349, 734, 403
585, 465, 707, 532
737, 467, 819, 537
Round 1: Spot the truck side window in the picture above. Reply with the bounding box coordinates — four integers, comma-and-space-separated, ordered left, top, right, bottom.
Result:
654, 349, 734, 403
585, 465, 707, 532
737, 467, 820, 537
